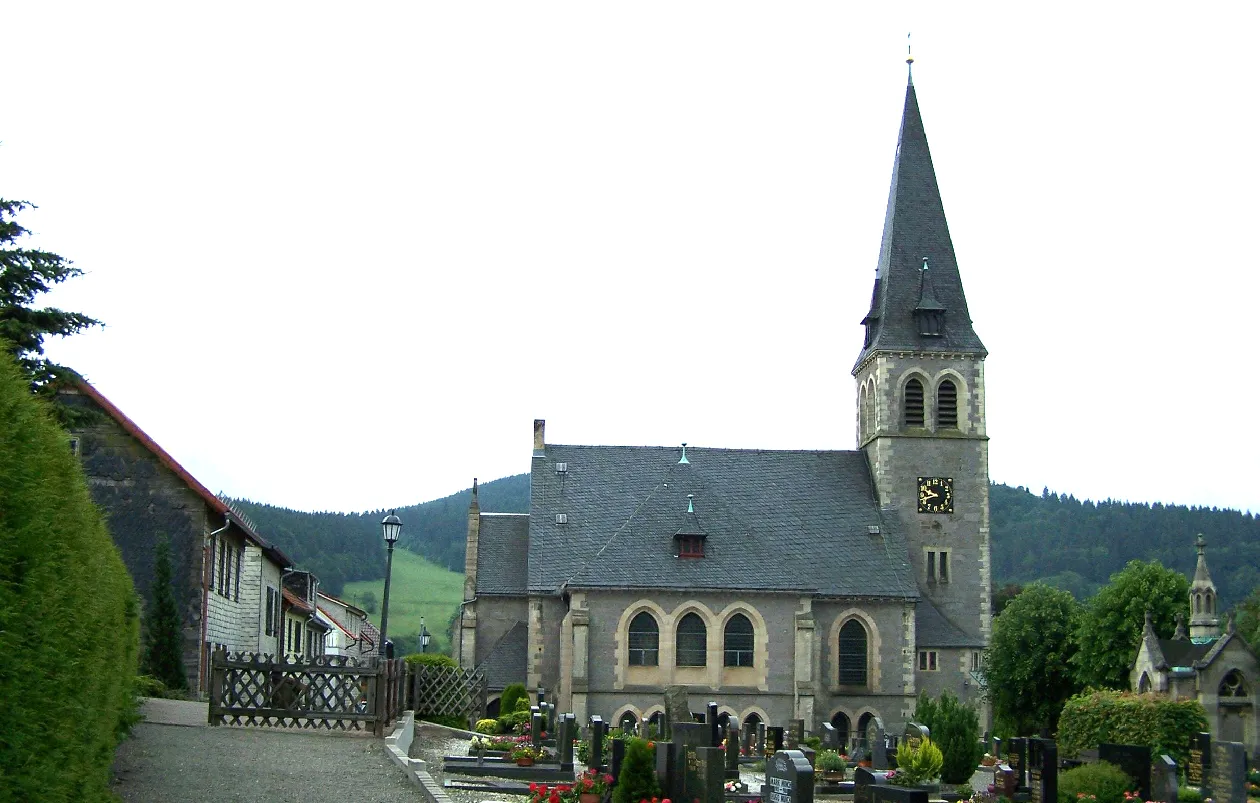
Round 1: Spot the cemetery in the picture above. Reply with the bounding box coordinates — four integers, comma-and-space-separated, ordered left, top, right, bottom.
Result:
408, 686, 1259, 803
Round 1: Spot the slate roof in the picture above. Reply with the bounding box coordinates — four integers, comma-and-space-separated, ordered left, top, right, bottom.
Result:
479, 621, 528, 691
853, 73, 986, 371
1158, 638, 1214, 668
524, 444, 917, 598
476, 513, 530, 595
915, 598, 984, 647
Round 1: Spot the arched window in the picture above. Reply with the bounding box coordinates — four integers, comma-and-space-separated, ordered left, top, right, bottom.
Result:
904, 379, 925, 428
646, 711, 665, 739
629, 612, 659, 666
619, 710, 639, 732
1207, 592, 1215, 614
831, 712, 851, 750
1195, 594, 1202, 614
856, 712, 874, 748
743, 712, 762, 732
1138, 672, 1152, 693
838, 620, 868, 686
676, 613, 707, 667
937, 379, 958, 429
1221, 670, 1248, 697
724, 614, 755, 667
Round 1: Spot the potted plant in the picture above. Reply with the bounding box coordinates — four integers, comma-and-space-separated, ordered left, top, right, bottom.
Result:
818, 749, 848, 781
859, 750, 873, 768
512, 743, 545, 766
575, 768, 614, 803
891, 736, 943, 795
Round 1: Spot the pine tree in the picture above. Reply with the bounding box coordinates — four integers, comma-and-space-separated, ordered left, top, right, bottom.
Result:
144, 533, 187, 690
612, 737, 660, 803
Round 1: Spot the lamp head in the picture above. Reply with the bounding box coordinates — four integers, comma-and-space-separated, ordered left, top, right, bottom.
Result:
381, 510, 402, 544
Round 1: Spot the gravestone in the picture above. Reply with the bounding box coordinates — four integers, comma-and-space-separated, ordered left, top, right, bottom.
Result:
757, 723, 767, 756
671, 723, 711, 803
787, 719, 805, 750
800, 746, 816, 769
853, 766, 889, 803
611, 738, 626, 784
531, 710, 543, 747
1028, 738, 1057, 803
726, 724, 741, 777
1188, 732, 1211, 793
872, 788, 929, 803
683, 744, 726, 803
557, 714, 575, 770
763, 749, 815, 803
867, 717, 887, 770
546, 702, 557, 734
996, 764, 1018, 800
742, 726, 753, 758
1153, 755, 1178, 803
1007, 738, 1028, 790
822, 723, 838, 750
1209, 741, 1247, 803
766, 726, 786, 758
537, 687, 546, 707
903, 722, 929, 749
655, 740, 675, 798
590, 716, 607, 770
1100, 743, 1151, 802
992, 736, 1002, 762
665, 685, 691, 733
708, 702, 720, 747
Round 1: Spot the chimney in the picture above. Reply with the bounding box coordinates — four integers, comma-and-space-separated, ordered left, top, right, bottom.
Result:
533, 419, 546, 457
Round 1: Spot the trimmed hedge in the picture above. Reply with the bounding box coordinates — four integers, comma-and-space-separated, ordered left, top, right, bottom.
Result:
0, 353, 140, 801
404, 652, 458, 668
1057, 689, 1207, 767
1057, 760, 1134, 803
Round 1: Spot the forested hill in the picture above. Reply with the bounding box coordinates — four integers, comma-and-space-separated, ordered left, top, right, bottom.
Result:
228, 474, 530, 596
232, 478, 1260, 607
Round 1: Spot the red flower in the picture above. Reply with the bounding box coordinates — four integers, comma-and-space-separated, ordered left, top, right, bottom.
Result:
604, 775, 614, 785
583, 779, 594, 789
550, 793, 561, 803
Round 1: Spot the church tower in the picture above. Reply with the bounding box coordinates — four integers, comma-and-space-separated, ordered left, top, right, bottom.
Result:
1189, 534, 1220, 642
853, 64, 992, 645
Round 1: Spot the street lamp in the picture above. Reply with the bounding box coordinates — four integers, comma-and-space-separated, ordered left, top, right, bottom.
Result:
419, 617, 431, 654
380, 510, 402, 660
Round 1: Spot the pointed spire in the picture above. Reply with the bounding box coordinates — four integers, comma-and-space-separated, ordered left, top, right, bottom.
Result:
854, 69, 986, 372
678, 443, 690, 465
906, 32, 914, 86
1189, 533, 1220, 642
675, 493, 707, 537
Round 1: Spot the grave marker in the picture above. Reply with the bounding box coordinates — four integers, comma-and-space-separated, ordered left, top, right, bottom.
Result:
726, 724, 741, 777
854, 766, 888, 803
557, 714, 575, 770
671, 723, 711, 803
590, 716, 607, 770
763, 750, 815, 803
708, 702, 720, 747
872, 787, 929, 803
1188, 732, 1211, 793
1007, 738, 1028, 790
1209, 741, 1247, 803
611, 738, 626, 784
655, 740, 675, 797
665, 685, 691, 734
787, 719, 805, 750
766, 726, 786, 758
531, 710, 543, 747
1100, 743, 1151, 802
684, 744, 726, 803
1029, 738, 1057, 803
822, 722, 838, 751
867, 717, 887, 770
1154, 755, 1178, 803
757, 723, 767, 756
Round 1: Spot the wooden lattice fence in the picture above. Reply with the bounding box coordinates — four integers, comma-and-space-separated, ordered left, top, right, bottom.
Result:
409, 664, 486, 726
208, 650, 406, 734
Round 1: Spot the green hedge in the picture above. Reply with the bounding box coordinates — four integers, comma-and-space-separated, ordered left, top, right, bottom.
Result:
404, 652, 458, 668
500, 682, 528, 716
1057, 689, 1207, 767
0, 353, 140, 801
1057, 760, 1135, 803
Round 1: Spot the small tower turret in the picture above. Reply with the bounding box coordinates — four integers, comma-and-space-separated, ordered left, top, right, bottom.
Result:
1189, 533, 1220, 642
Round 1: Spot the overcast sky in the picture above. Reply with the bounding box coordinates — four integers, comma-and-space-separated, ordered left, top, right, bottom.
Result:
6, 3, 1258, 517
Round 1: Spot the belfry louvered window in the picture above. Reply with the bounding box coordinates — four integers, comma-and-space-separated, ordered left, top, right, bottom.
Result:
676, 613, 707, 667
937, 380, 958, 429
628, 612, 659, 666
838, 619, 868, 686
904, 379, 925, 428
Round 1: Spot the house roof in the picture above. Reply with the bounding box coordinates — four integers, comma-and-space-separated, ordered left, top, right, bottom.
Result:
478, 621, 528, 691
66, 378, 293, 568
916, 598, 985, 647
476, 513, 530, 595
360, 619, 380, 652
317, 604, 357, 639
853, 72, 985, 371
317, 590, 367, 618
282, 587, 314, 615
1158, 637, 1214, 669
520, 443, 917, 598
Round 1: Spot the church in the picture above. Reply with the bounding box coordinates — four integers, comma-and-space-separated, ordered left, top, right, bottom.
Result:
455, 66, 992, 746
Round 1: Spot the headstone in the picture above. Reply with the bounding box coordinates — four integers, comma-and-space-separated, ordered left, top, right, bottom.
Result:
665, 685, 691, 733
557, 714, 575, 770
854, 766, 889, 803
1007, 738, 1028, 790
1188, 732, 1211, 793
590, 716, 606, 770
787, 719, 805, 750
1153, 755, 1178, 803
611, 738, 626, 784
1028, 738, 1057, 803
684, 744, 726, 803
866, 716, 887, 770
766, 726, 786, 758
1209, 741, 1247, 803
742, 725, 753, 758
537, 687, 546, 707
822, 723, 838, 750
1100, 743, 1151, 802
655, 740, 675, 797
757, 722, 767, 755
763, 750, 815, 803
671, 723, 711, 803
996, 764, 1018, 800
726, 724, 741, 775
531, 711, 543, 747
903, 722, 929, 750
800, 746, 816, 769
708, 702, 720, 747
546, 702, 556, 734
992, 736, 1002, 759
872, 787, 929, 803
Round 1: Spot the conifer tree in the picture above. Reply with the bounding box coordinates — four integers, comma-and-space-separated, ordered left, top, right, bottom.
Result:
144, 533, 187, 690
612, 737, 660, 803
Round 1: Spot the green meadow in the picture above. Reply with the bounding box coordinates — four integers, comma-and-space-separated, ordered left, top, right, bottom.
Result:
341, 548, 464, 655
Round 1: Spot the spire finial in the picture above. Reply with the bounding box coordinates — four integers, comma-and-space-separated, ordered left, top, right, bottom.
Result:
687, 493, 695, 514
906, 32, 914, 84
679, 443, 690, 464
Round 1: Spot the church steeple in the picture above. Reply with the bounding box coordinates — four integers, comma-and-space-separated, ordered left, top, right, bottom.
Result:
855, 72, 986, 370
1189, 533, 1220, 642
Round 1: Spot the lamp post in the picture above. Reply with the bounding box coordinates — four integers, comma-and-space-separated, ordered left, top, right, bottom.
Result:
379, 510, 402, 660
418, 617, 431, 654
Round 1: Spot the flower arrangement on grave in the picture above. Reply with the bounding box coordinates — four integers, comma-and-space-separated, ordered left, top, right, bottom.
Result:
725, 780, 747, 793
981, 753, 998, 767
611, 737, 660, 803
817, 749, 847, 779
511, 743, 547, 764
887, 736, 943, 786
529, 782, 575, 803
575, 769, 615, 803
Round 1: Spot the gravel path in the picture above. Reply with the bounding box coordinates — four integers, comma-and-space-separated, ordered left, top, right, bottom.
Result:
112, 721, 422, 802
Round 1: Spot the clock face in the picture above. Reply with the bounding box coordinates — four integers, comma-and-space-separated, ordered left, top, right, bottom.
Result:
918, 477, 954, 514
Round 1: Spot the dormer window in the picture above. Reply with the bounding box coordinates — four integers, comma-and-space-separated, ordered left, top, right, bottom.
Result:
913, 257, 946, 338
674, 493, 707, 558
678, 536, 705, 558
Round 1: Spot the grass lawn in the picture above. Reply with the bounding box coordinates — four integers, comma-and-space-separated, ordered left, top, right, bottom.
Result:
341, 549, 464, 656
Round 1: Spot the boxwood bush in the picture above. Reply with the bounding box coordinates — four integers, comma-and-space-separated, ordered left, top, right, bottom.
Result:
1057, 689, 1207, 767
1057, 760, 1135, 803
0, 354, 140, 801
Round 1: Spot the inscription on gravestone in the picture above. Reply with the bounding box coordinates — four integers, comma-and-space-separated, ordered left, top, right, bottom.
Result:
763, 750, 815, 803
1100, 743, 1151, 802
867, 717, 887, 770
822, 723, 838, 750
766, 727, 785, 758
787, 719, 805, 750
1209, 741, 1246, 803
1029, 738, 1057, 803
671, 723, 711, 803
1188, 732, 1211, 792
684, 745, 726, 803
1007, 738, 1028, 790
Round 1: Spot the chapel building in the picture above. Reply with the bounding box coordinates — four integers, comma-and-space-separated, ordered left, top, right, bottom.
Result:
456, 67, 992, 745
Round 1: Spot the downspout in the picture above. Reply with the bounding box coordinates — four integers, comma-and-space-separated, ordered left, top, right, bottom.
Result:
201, 514, 232, 696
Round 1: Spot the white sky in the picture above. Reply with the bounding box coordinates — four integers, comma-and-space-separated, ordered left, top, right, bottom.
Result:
5, 3, 1258, 515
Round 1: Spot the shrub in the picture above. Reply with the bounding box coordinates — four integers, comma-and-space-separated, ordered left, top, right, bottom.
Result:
475, 718, 501, 734
914, 691, 986, 784
404, 652, 458, 668
0, 353, 140, 801
1056, 761, 1135, 803
1057, 690, 1207, 767
500, 683, 528, 715
143, 533, 186, 690
419, 713, 469, 729
612, 737, 660, 803
1177, 787, 1203, 803
498, 708, 531, 733
818, 749, 847, 772
804, 735, 822, 750
895, 736, 944, 785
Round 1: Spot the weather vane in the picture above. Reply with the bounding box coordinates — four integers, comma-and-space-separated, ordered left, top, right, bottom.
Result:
907, 32, 914, 65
